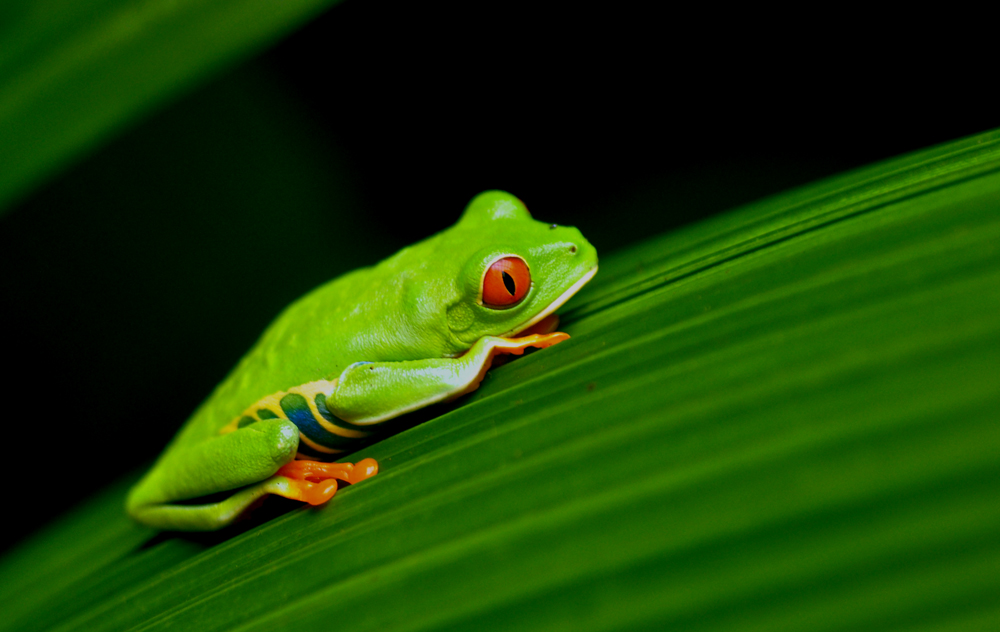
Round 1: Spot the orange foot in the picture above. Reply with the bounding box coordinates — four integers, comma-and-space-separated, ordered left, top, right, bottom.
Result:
483, 329, 570, 370
272, 458, 379, 505
450, 330, 572, 400
493, 331, 569, 355
514, 313, 561, 337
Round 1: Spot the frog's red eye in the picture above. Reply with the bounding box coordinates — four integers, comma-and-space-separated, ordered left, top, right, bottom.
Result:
482, 257, 530, 308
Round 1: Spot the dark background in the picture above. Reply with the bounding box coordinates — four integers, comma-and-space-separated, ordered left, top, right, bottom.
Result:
1, 1, 995, 552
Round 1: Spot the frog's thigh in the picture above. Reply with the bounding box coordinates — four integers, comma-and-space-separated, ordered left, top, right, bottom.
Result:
127, 478, 279, 531
126, 419, 299, 530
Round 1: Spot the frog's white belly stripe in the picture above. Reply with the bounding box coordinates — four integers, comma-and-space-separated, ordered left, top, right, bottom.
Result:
220, 379, 376, 462
298, 433, 342, 455
506, 265, 597, 336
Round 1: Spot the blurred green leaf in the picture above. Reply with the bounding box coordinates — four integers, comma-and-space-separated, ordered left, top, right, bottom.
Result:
2, 129, 999, 631
0, 0, 341, 213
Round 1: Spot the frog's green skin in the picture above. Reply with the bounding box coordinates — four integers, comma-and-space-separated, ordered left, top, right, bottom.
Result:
126, 191, 598, 531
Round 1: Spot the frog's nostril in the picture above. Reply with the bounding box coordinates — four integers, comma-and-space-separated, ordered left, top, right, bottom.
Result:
569, 245, 578, 254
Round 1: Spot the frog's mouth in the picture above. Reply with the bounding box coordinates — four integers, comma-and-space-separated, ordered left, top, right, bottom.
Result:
506, 265, 598, 338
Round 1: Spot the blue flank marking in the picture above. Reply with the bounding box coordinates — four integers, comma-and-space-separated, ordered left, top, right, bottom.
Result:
280, 394, 361, 451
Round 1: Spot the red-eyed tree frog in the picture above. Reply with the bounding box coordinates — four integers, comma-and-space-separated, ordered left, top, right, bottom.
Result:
127, 191, 598, 530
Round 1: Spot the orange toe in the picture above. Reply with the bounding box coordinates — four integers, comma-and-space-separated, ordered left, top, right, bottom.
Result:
278, 458, 378, 487
348, 458, 379, 484
302, 479, 339, 505
268, 477, 338, 505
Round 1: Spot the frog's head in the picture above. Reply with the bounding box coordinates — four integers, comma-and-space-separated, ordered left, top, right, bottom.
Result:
435, 190, 598, 350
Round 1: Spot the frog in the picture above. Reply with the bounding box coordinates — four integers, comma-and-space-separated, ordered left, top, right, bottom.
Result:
126, 191, 599, 531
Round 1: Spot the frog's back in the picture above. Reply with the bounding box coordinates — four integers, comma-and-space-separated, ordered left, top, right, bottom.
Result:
170, 266, 385, 449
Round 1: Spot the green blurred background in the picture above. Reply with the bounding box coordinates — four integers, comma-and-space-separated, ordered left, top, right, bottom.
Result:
0, 1, 995, 553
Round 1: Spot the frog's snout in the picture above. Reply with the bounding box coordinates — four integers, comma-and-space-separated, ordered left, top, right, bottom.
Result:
558, 226, 598, 271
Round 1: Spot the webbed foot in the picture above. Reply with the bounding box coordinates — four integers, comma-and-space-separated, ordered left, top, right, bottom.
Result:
269, 458, 379, 505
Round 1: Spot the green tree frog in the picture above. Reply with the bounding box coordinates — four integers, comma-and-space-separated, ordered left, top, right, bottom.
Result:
127, 191, 598, 531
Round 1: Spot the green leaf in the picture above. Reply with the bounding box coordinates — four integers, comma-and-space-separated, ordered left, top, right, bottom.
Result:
0, 0, 341, 214
2, 129, 999, 631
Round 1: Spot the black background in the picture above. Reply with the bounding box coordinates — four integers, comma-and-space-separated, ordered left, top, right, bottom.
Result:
1, 1, 995, 552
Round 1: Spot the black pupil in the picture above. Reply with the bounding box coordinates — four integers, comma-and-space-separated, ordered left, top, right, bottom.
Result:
502, 270, 516, 296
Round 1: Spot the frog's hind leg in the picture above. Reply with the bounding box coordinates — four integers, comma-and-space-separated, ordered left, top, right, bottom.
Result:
127, 457, 379, 531
127, 418, 301, 531
128, 479, 285, 531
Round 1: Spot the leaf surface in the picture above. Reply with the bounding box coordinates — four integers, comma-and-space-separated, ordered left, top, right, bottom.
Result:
2, 130, 999, 631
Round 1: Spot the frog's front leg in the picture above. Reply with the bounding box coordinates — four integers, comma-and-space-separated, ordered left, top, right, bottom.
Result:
327, 332, 569, 424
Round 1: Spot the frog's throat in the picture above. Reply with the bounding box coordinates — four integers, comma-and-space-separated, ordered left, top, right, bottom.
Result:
508, 265, 598, 337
